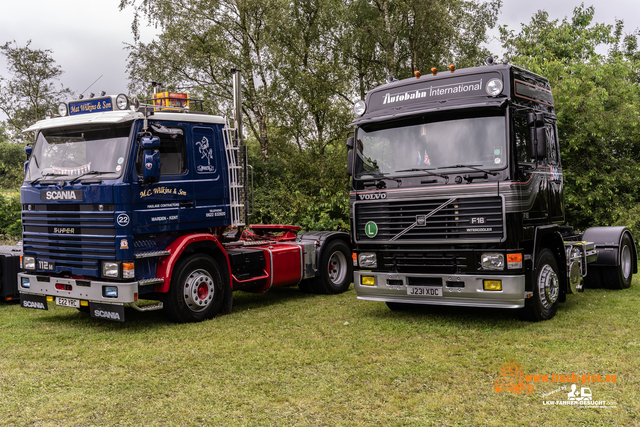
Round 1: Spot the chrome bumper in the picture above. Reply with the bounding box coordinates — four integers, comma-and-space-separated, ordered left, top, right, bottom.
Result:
354, 271, 526, 309
17, 273, 138, 304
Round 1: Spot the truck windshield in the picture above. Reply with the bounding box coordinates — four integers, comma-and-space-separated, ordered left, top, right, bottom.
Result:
24, 123, 132, 183
354, 112, 506, 178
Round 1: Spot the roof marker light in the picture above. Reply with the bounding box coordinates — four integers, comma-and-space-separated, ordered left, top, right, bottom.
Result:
414, 70, 421, 79
88, 92, 95, 98
100, 91, 106, 96
449, 64, 455, 73
431, 67, 437, 76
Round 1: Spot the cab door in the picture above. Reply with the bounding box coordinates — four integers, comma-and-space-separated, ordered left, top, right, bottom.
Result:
129, 121, 193, 234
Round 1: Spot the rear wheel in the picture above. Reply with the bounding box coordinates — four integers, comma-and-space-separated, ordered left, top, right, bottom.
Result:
523, 248, 559, 321
305, 240, 353, 294
164, 254, 224, 323
603, 233, 634, 290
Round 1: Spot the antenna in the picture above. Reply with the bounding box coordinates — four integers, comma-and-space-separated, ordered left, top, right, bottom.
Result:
80, 75, 104, 95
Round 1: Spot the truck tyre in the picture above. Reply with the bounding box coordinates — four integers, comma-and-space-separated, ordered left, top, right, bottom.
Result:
308, 240, 353, 294
523, 248, 559, 321
603, 232, 634, 290
164, 254, 224, 323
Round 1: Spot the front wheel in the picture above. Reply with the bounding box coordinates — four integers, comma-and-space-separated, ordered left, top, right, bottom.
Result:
523, 248, 560, 321
164, 254, 224, 323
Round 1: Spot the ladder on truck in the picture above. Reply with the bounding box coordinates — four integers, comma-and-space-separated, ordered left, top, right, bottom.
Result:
223, 119, 247, 227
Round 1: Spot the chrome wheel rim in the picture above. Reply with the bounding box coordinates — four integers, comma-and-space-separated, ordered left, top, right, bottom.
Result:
328, 251, 347, 284
183, 269, 215, 312
538, 264, 559, 306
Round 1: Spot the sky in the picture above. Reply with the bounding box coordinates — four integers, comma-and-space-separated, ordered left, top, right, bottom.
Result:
0, 0, 639, 117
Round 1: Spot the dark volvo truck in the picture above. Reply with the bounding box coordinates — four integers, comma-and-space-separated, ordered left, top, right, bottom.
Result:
347, 61, 637, 320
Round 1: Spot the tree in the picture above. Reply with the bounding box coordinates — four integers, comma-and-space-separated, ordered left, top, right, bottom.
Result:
0, 40, 72, 142
501, 6, 640, 236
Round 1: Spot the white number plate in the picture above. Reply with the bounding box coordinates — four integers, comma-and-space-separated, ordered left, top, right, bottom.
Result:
56, 297, 80, 308
407, 286, 442, 297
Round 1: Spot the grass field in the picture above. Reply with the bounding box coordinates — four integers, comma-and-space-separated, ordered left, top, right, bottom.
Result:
1, 273, 639, 426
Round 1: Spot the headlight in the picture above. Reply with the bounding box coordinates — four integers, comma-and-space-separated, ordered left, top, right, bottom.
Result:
58, 102, 68, 117
481, 253, 504, 270
485, 78, 503, 97
23, 256, 36, 270
358, 253, 377, 268
353, 100, 366, 116
102, 261, 120, 278
116, 94, 130, 110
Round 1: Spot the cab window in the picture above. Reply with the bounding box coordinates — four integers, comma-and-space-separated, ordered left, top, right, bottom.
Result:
136, 123, 186, 176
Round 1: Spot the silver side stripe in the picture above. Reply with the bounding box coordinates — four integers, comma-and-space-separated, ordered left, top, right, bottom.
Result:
390, 197, 457, 241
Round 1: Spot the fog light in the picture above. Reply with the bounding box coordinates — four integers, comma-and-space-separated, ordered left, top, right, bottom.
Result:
102, 262, 120, 278
486, 78, 503, 96
122, 262, 135, 279
481, 253, 504, 270
103, 286, 118, 298
116, 93, 130, 110
484, 280, 502, 291
361, 276, 375, 286
358, 253, 377, 268
23, 256, 36, 270
21, 277, 30, 288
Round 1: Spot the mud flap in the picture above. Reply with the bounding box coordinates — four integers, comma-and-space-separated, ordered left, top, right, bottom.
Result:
90, 302, 125, 322
20, 293, 48, 310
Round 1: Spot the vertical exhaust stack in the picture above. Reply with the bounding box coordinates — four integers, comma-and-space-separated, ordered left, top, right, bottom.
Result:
232, 69, 249, 227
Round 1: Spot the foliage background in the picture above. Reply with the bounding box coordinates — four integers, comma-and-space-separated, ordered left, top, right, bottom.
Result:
1, 3, 640, 239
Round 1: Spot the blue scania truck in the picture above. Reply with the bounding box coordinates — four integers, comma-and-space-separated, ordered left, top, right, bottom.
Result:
16, 71, 352, 322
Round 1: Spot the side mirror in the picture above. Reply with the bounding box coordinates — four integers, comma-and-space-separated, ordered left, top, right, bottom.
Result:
141, 136, 161, 184
141, 136, 160, 149
346, 136, 354, 150
527, 112, 547, 160
347, 149, 354, 176
24, 144, 32, 158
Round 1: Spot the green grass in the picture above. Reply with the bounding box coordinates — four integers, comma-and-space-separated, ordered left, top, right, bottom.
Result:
1, 275, 639, 426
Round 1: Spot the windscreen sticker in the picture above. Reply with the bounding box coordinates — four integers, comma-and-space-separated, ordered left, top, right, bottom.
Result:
116, 165, 122, 172
52, 162, 91, 175
424, 150, 431, 166
117, 157, 124, 164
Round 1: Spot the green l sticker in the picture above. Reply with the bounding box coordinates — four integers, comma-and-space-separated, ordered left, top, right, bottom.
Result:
365, 221, 378, 238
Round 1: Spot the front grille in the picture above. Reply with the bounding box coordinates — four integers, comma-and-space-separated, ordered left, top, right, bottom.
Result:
22, 204, 116, 275
355, 196, 504, 243
381, 250, 472, 274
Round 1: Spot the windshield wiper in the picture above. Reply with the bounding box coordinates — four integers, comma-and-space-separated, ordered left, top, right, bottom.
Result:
436, 164, 498, 176
395, 167, 449, 179
69, 171, 113, 185
31, 173, 67, 185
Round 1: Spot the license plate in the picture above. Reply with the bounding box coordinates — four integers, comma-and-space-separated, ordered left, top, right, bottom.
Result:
407, 286, 442, 297
56, 297, 80, 308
